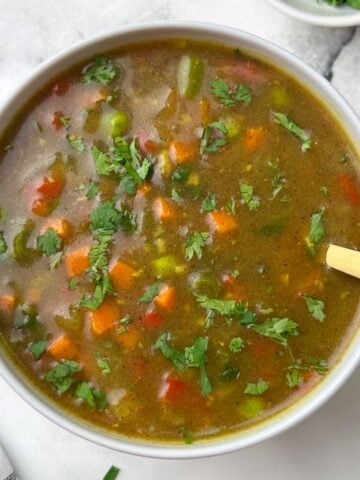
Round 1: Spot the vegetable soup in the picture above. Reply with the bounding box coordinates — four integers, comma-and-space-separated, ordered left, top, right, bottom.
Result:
0, 39, 359, 443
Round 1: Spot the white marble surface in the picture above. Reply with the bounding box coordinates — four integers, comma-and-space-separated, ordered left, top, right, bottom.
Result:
0, 0, 359, 479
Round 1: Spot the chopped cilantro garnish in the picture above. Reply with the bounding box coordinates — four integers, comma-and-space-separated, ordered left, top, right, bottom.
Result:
200, 121, 228, 155
86, 180, 99, 199
303, 295, 325, 322
28, 338, 46, 359
81, 274, 112, 311
81, 56, 117, 85
138, 281, 162, 304
271, 173, 286, 200
68, 277, 79, 290
201, 192, 217, 212
211, 78, 252, 106
225, 197, 236, 214
45, 360, 81, 393
172, 165, 191, 182
244, 379, 269, 395
90, 201, 136, 234
286, 369, 303, 388
49, 251, 63, 271
0, 232, 7, 254
59, 115, 71, 130
67, 133, 87, 152
251, 317, 298, 347
36, 229, 62, 256
185, 232, 209, 260
171, 188, 183, 204
196, 295, 256, 325
320, 185, 329, 197
240, 183, 260, 211
155, 333, 186, 371
96, 357, 111, 374
229, 337, 244, 353
74, 381, 107, 410
273, 112, 311, 152
309, 209, 325, 247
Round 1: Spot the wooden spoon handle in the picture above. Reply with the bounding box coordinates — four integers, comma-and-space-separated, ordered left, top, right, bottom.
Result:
326, 244, 360, 279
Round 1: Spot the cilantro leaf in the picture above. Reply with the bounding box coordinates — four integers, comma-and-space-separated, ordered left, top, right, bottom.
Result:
244, 379, 269, 395
184, 337, 212, 395
45, 360, 81, 393
86, 180, 99, 200
67, 133, 86, 152
196, 295, 256, 325
90, 201, 136, 235
303, 295, 326, 322
97, 357, 111, 374
155, 333, 186, 371
185, 232, 209, 261
68, 277, 79, 290
309, 210, 325, 248
201, 192, 217, 212
286, 369, 303, 388
271, 173, 286, 200
28, 338, 46, 359
200, 121, 228, 155
273, 112, 311, 152
171, 188, 183, 204
81, 56, 117, 85
251, 317, 298, 347
211, 78, 252, 107
229, 337, 244, 353
138, 280, 162, 304
49, 251, 63, 271
59, 116, 71, 130
0, 232, 7, 254
74, 381, 107, 410
240, 183, 260, 211
37, 229, 62, 256
81, 274, 112, 311
103, 466, 120, 480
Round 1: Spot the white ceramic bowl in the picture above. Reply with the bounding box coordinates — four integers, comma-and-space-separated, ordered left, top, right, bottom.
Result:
267, 0, 360, 26
0, 21, 360, 459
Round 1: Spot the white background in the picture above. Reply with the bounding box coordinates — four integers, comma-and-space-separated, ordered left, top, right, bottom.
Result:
0, 1, 360, 478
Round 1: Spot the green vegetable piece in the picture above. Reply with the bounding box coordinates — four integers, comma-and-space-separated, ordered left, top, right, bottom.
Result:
28, 338, 47, 359
138, 280, 162, 303
172, 165, 191, 182
273, 112, 311, 152
55, 307, 84, 332
152, 255, 178, 277
239, 398, 265, 419
177, 54, 204, 98
347, 0, 360, 9
111, 111, 129, 138
67, 133, 87, 152
185, 232, 209, 261
81, 56, 118, 85
229, 337, 244, 353
37, 228, 62, 256
97, 357, 111, 374
303, 295, 326, 322
0, 231, 7, 254
12, 220, 40, 267
103, 466, 121, 480
83, 109, 100, 134
270, 86, 290, 108
240, 183, 260, 211
244, 379, 269, 395
14, 304, 38, 329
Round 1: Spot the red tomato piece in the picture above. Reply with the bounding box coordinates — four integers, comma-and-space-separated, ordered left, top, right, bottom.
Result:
37, 177, 63, 200
142, 311, 163, 328
159, 374, 187, 403
340, 173, 360, 205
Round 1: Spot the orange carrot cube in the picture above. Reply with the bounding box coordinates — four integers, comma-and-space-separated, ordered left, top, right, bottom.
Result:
153, 197, 175, 222
155, 285, 176, 310
65, 246, 90, 277
244, 127, 265, 152
0, 294, 15, 316
89, 297, 120, 336
207, 210, 238, 234
169, 140, 197, 164
48, 335, 78, 360
109, 260, 135, 291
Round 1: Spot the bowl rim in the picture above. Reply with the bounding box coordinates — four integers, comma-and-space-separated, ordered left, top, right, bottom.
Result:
1, 20, 360, 459
267, 0, 360, 26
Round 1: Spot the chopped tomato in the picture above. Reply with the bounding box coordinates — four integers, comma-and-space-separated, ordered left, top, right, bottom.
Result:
37, 177, 63, 200
142, 311, 163, 328
340, 173, 360, 205
31, 198, 56, 217
159, 374, 187, 403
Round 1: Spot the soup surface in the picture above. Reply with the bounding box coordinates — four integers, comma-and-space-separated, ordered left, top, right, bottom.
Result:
0, 39, 360, 443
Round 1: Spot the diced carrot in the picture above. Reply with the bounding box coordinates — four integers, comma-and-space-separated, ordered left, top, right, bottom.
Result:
116, 326, 140, 350
154, 285, 176, 310
52, 79, 70, 96
207, 210, 238, 234
65, 246, 90, 277
244, 127, 265, 152
89, 297, 119, 336
159, 374, 187, 403
52, 111, 64, 130
82, 88, 109, 106
153, 197, 175, 222
48, 335, 78, 360
37, 177, 63, 200
40, 218, 72, 241
303, 371, 316, 383
109, 260, 135, 291
0, 294, 15, 315
340, 173, 360, 206
199, 97, 212, 126
137, 182, 152, 195
142, 311, 163, 328
169, 140, 197, 164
